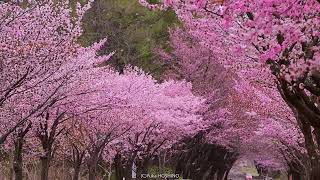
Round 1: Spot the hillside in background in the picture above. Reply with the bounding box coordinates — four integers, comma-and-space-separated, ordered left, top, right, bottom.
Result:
78, 0, 178, 78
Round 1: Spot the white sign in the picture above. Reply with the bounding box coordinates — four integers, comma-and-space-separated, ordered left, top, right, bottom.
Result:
132, 161, 137, 178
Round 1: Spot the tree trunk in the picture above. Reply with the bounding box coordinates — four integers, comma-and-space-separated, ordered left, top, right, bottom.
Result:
13, 137, 23, 180
88, 150, 100, 180
73, 163, 81, 180
114, 154, 133, 180
173, 136, 238, 180
36, 111, 64, 180
40, 150, 52, 180
310, 162, 320, 180
9, 152, 14, 180
224, 170, 230, 180
277, 87, 320, 180
136, 159, 149, 179
40, 155, 51, 180
217, 169, 228, 180
13, 123, 31, 180
298, 116, 320, 180
88, 161, 98, 180
72, 146, 85, 180
114, 154, 125, 180
289, 171, 302, 180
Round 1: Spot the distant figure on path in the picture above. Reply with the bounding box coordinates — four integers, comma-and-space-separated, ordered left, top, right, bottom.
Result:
245, 174, 253, 180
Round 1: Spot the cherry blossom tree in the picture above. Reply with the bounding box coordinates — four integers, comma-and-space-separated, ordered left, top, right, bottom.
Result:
156, 28, 258, 179
109, 73, 204, 179
253, 117, 309, 178
60, 66, 204, 180
156, 27, 305, 179
1, 2, 204, 180
0, 0, 97, 144
140, 0, 320, 178
0, 1, 112, 179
